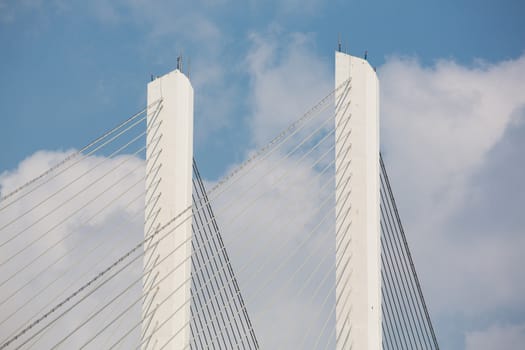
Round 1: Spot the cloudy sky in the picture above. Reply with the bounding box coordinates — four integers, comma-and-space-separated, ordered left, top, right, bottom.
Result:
1, 0, 525, 349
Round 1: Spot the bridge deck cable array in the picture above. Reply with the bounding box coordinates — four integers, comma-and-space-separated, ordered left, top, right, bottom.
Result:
0, 77, 439, 349
380, 155, 440, 350
0, 101, 161, 349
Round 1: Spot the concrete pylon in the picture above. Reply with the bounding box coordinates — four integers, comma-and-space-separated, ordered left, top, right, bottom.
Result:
335, 51, 382, 350
143, 69, 194, 349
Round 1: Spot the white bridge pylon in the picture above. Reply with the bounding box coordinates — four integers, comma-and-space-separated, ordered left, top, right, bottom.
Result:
143, 69, 194, 349
335, 51, 381, 349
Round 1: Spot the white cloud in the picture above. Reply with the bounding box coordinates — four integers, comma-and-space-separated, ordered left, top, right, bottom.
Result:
246, 31, 332, 146
380, 55, 525, 225
0, 150, 145, 348
210, 149, 337, 348
379, 53, 525, 347
466, 322, 525, 350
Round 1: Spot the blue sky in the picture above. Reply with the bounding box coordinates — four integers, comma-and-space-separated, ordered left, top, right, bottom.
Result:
1, 0, 523, 177
1, 0, 525, 349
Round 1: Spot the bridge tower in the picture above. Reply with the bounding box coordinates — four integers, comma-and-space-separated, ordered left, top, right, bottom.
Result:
335, 51, 382, 349
143, 68, 194, 349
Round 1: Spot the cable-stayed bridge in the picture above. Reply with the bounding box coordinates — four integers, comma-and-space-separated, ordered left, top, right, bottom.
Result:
0, 51, 439, 349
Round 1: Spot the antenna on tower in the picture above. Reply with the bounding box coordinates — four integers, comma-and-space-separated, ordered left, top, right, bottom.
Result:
177, 54, 183, 71
338, 33, 342, 52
